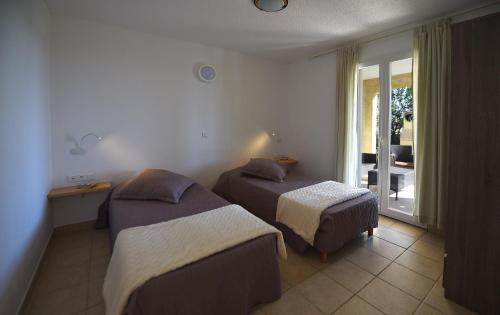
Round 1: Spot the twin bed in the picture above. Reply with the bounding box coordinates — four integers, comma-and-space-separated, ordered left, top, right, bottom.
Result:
102, 181, 283, 315
213, 166, 378, 261
101, 161, 378, 315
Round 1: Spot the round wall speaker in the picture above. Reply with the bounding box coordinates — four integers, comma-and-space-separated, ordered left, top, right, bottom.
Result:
198, 64, 217, 82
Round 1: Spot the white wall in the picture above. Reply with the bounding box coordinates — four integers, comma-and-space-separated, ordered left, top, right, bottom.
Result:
280, 54, 337, 180
359, 31, 413, 63
281, 31, 413, 180
0, 0, 53, 314
50, 16, 287, 225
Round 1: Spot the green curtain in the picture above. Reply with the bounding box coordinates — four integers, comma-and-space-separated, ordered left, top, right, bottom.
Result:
336, 46, 359, 186
413, 19, 451, 229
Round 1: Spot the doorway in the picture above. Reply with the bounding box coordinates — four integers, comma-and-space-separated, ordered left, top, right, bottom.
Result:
357, 56, 418, 224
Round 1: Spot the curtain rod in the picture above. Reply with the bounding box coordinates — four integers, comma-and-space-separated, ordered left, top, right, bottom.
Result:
310, 1, 499, 59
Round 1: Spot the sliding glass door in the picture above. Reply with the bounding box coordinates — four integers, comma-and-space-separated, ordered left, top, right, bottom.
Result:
357, 55, 418, 224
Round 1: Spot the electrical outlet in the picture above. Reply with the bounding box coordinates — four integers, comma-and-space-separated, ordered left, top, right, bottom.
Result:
201, 132, 208, 139
67, 174, 95, 184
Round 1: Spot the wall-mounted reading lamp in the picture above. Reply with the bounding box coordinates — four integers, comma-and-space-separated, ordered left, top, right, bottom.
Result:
70, 133, 103, 155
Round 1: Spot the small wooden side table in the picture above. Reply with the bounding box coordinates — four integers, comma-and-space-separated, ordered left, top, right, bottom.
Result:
275, 158, 298, 167
47, 181, 112, 199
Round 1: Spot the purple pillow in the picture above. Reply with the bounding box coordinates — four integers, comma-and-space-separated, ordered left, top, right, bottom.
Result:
114, 169, 194, 203
241, 159, 287, 182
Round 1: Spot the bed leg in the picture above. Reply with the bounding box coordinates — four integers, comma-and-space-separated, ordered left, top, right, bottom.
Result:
368, 227, 374, 237
320, 252, 328, 263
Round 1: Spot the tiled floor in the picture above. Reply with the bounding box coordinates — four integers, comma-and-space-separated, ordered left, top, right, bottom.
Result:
22, 227, 109, 315
22, 216, 476, 315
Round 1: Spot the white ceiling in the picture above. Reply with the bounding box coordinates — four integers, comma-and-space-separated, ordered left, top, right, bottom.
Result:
45, 0, 490, 61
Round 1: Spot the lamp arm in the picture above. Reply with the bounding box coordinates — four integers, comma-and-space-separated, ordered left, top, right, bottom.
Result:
79, 133, 101, 147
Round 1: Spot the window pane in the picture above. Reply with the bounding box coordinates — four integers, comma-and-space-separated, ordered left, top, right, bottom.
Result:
388, 58, 414, 215
359, 65, 380, 196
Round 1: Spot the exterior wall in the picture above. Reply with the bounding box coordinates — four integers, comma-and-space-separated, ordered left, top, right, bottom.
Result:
362, 78, 379, 153
361, 73, 412, 153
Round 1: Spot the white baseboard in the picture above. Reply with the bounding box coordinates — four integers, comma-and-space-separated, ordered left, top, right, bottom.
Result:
16, 229, 53, 315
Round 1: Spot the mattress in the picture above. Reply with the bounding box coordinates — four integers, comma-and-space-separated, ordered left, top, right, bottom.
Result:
213, 168, 379, 254
107, 183, 281, 315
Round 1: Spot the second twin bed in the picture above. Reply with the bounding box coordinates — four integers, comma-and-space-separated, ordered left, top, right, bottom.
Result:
214, 159, 379, 261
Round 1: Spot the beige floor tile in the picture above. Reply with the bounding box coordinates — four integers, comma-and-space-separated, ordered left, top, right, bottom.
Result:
334, 296, 384, 315
91, 239, 111, 260
91, 229, 110, 242
296, 272, 352, 314
281, 278, 292, 293
378, 215, 398, 227
87, 277, 104, 307
358, 278, 420, 315
286, 246, 322, 268
395, 250, 443, 280
409, 240, 444, 262
349, 233, 372, 247
261, 288, 322, 315
362, 236, 405, 260
425, 282, 477, 315
419, 233, 445, 248
90, 255, 110, 281
323, 259, 374, 293
250, 308, 266, 315
378, 263, 435, 300
438, 275, 443, 286
414, 303, 445, 314
44, 246, 91, 271
299, 248, 337, 270
279, 255, 318, 286
48, 231, 92, 253
35, 261, 89, 293
27, 283, 88, 315
86, 303, 105, 315
294, 242, 360, 270
390, 222, 426, 238
345, 246, 391, 275
374, 226, 418, 248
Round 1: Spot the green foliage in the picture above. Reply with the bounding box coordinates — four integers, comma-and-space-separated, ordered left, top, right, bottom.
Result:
391, 87, 413, 144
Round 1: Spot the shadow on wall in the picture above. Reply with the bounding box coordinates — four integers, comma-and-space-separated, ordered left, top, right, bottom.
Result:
189, 129, 275, 186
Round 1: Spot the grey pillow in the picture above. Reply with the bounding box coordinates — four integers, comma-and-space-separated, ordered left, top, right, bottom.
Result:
241, 159, 286, 182
114, 169, 194, 203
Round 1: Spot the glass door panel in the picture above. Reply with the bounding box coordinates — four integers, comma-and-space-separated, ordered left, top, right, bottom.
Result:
388, 58, 415, 215
358, 65, 380, 197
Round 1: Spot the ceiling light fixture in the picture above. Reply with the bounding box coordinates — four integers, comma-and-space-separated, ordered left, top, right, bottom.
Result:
254, 0, 288, 12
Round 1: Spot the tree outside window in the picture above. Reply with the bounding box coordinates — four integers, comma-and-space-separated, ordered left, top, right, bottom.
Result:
391, 87, 413, 145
